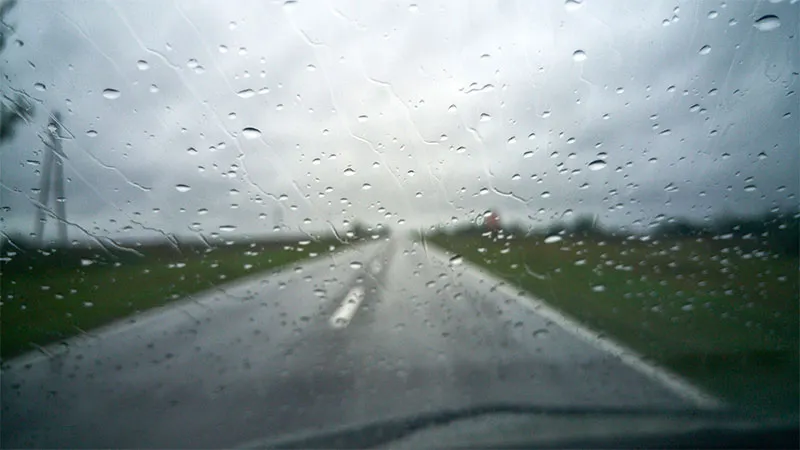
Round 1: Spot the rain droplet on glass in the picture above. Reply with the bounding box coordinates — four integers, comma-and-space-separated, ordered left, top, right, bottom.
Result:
242, 127, 262, 139
564, 0, 583, 12
753, 15, 780, 31
588, 160, 607, 171
237, 89, 256, 98
102, 89, 121, 99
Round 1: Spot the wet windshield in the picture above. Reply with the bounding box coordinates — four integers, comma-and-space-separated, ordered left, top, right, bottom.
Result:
1, 0, 797, 447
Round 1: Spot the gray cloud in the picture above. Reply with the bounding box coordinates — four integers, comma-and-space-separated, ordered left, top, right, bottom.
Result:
1, 0, 797, 243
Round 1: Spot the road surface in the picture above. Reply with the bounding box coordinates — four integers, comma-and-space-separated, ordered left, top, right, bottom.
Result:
1, 238, 713, 448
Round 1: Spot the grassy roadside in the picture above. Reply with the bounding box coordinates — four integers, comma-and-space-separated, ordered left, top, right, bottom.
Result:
1, 238, 344, 360
429, 233, 799, 413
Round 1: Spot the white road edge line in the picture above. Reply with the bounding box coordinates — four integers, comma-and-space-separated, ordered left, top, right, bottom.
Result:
425, 244, 723, 409
329, 286, 366, 329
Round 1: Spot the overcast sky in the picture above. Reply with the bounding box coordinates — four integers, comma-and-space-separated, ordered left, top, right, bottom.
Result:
1, 0, 797, 243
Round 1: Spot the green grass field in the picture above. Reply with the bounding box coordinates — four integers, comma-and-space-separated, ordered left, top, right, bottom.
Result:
429, 232, 799, 413
1, 238, 344, 359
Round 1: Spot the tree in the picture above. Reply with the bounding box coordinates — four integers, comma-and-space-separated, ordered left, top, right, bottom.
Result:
652, 218, 706, 238
543, 221, 566, 237
569, 214, 597, 235
348, 220, 369, 240
1, 0, 35, 143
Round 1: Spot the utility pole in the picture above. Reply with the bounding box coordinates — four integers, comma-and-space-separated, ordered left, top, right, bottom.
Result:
34, 111, 68, 246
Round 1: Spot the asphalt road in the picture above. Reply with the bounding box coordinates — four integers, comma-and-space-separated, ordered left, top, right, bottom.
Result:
1, 238, 713, 448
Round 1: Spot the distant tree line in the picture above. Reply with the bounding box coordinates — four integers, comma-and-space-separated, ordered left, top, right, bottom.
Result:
650, 211, 799, 257
427, 210, 799, 257
347, 221, 391, 242
434, 213, 610, 239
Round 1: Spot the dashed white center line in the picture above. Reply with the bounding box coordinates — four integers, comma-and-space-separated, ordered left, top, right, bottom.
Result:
329, 285, 366, 329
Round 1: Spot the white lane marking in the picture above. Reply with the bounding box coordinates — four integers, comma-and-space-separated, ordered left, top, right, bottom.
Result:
329, 286, 366, 329
424, 245, 722, 409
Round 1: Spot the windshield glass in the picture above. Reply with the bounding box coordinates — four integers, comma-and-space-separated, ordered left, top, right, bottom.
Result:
1, 0, 797, 447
